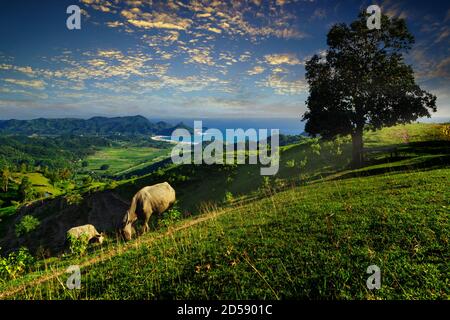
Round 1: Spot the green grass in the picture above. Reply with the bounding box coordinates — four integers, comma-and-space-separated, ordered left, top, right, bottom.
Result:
364, 123, 446, 147
11, 172, 62, 196
85, 146, 170, 175
4, 168, 448, 299
0, 123, 448, 300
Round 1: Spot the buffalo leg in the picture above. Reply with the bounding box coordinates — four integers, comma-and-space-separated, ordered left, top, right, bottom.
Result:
142, 217, 150, 233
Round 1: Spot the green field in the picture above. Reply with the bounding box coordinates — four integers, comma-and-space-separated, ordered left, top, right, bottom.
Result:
0, 123, 449, 300
2, 167, 448, 299
11, 173, 62, 197
85, 146, 171, 175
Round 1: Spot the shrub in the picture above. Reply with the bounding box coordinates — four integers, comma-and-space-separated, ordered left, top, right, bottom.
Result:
0, 247, 35, 280
299, 156, 308, 169
67, 233, 89, 256
224, 191, 234, 204
65, 193, 83, 206
100, 164, 110, 171
442, 125, 450, 140
274, 178, 287, 189
261, 176, 270, 190
106, 180, 118, 189
82, 175, 93, 186
11, 200, 20, 207
310, 142, 321, 156
158, 206, 182, 228
18, 177, 34, 202
15, 215, 40, 237
285, 159, 296, 168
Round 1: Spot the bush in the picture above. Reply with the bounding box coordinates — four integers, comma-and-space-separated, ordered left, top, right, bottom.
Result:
65, 193, 83, 206
11, 200, 20, 207
310, 142, 321, 156
67, 233, 89, 256
158, 205, 182, 228
15, 215, 40, 237
299, 156, 308, 169
285, 159, 296, 168
82, 175, 93, 186
106, 180, 118, 189
224, 191, 234, 204
0, 247, 35, 280
261, 176, 270, 190
100, 164, 110, 171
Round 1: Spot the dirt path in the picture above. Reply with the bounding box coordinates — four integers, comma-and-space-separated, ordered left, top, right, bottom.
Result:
0, 208, 232, 299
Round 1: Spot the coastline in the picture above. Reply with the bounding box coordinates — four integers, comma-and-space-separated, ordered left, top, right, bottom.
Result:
151, 135, 199, 145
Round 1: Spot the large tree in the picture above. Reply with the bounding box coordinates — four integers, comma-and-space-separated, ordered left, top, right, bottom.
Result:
302, 13, 436, 167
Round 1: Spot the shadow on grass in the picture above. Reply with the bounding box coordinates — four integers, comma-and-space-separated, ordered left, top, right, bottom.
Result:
333, 140, 450, 181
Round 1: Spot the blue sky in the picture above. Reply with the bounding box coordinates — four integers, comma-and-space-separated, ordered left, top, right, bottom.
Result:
0, 0, 449, 120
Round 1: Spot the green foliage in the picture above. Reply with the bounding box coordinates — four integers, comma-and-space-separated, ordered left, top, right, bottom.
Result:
158, 206, 182, 228
299, 156, 308, 169
81, 160, 89, 168
1, 124, 449, 299
106, 180, 118, 189
12, 168, 448, 300
100, 164, 110, 171
303, 13, 436, 167
59, 168, 72, 181
1, 167, 10, 192
82, 175, 93, 186
285, 159, 296, 168
310, 141, 321, 156
261, 176, 270, 190
224, 191, 234, 204
66, 233, 89, 256
441, 124, 450, 140
0, 116, 187, 136
15, 215, 40, 237
18, 177, 34, 201
0, 247, 35, 281
65, 193, 83, 206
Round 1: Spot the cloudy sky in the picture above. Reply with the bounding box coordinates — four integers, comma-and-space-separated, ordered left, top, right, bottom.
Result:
0, 0, 449, 120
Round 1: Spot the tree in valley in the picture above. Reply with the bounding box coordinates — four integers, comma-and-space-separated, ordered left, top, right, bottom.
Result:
18, 177, 34, 202
1, 167, 11, 192
302, 13, 436, 167
59, 168, 72, 181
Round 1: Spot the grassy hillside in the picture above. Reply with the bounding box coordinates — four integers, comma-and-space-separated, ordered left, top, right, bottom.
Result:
84, 146, 171, 176
1, 167, 448, 299
0, 123, 448, 299
10, 173, 62, 197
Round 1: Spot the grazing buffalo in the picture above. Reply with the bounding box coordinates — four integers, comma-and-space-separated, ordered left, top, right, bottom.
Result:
121, 182, 176, 240
67, 224, 104, 244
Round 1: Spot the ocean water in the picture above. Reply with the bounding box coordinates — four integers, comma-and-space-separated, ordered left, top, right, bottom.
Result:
154, 116, 450, 143
158, 118, 305, 135
156, 118, 305, 142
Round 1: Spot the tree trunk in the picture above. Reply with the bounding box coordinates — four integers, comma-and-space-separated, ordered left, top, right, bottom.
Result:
351, 128, 364, 168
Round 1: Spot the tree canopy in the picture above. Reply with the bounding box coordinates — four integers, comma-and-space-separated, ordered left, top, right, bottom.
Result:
303, 13, 436, 166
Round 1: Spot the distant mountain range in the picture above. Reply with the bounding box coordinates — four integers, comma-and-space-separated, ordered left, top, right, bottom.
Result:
0, 115, 192, 136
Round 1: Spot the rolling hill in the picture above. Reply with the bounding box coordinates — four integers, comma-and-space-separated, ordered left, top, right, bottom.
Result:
0, 116, 190, 136
0, 123, 448, 299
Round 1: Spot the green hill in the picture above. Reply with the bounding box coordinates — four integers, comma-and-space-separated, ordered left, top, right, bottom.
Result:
0, 116, 190, 136
0, 123, 448, 299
